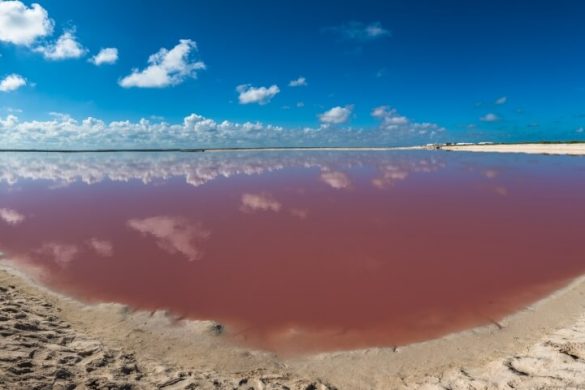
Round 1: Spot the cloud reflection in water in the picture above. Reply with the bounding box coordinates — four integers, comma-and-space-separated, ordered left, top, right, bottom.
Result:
127, 216, 210, 261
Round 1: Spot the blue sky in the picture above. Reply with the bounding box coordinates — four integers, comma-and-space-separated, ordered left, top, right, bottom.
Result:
1, 0, 584, 148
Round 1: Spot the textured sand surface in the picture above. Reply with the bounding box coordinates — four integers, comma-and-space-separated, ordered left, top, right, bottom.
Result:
2, 264, 585, 389
406, 315, 585, 389
440, 143, 585, 155
0, 269, 335, 390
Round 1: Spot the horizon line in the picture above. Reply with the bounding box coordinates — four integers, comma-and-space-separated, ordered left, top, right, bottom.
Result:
0, 146, 425, 153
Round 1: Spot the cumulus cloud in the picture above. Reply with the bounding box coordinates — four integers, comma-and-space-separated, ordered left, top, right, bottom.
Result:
240, 193, 281, 213
34, 30, 86, 60
371, 106, 444, 138
319, 105, 352, 125
236, 84, 280, 105
0, 208, 25, 224
480, 113, 499, 122
0, 112, 288, 149
289, 76, 307, 87
0, 74, 26, 92
325, 21, 391, 41
372, 106, 408, 126
90, 47, 118, 66
128, 216, 210, 261
0, 107, 446, 150
495, 96, 507, 105
119, 39, 205, 88
0, 0, 53, 46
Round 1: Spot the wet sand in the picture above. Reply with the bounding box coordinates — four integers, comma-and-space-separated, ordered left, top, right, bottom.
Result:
3, 260, 585, 389
0, 264, 335, 390
440, 142, 585, 155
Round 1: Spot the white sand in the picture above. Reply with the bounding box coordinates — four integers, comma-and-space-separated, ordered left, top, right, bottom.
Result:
440, 143, 585, 156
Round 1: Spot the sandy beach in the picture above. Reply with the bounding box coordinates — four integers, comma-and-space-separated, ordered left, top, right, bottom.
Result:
2, 257, 585, 389
439, 142, 585, 155
0, 264, 336, 390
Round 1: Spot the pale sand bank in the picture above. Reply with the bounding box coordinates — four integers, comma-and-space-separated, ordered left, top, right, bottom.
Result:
2, 260, 585, 389
440, 143, 585, 155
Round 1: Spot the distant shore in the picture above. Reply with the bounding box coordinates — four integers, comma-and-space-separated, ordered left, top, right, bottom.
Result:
0, 146, 421, 153
1, 142, 584, 155
437, 142, 585, 155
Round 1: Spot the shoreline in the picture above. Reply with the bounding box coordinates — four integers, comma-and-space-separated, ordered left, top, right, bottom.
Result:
0, 261, 335, 390
0, 142, 584, 156
3, 260, 585, 388
438, 142, 585, 155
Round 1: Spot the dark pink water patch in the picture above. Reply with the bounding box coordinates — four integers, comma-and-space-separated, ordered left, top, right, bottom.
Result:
0, 151, 584, 353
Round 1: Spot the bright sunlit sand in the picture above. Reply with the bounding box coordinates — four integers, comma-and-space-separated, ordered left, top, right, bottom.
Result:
440, 142, 585, 156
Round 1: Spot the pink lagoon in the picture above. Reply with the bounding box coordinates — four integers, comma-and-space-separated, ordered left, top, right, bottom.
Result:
0, 150, 583, 354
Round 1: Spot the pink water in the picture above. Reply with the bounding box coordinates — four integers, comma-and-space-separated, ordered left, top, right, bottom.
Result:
0, 151, 583, 353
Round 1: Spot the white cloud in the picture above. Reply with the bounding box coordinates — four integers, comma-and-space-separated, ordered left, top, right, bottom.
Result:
119, 39, 205, 88
326, 21, 391, 41
0, 107, 445, 150
34, 30, 86, 60
0, 74, 26, 92
240, 193, 281, 213
319, 105, 352, 124
495, 96, 507, 105
372, 106, 408, 126
236, 84, 280, 105
371, 106, 444, 138
128, 216, 210, 261
480, 113, 500, 122
289, 76, 307, 87
577, 127, 584, 133
0, 112, 287, 149
91, 47, 118, 66
0, 0, 53, 46
0, 208, 25, 224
